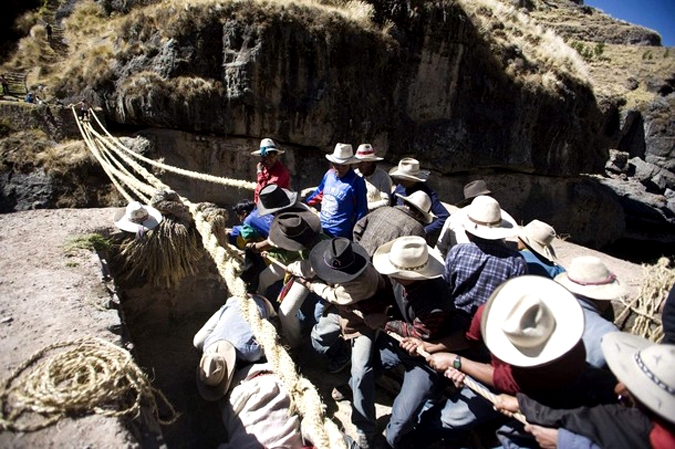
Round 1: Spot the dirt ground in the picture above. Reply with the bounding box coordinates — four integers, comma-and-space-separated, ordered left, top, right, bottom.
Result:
0, 208, 648, 448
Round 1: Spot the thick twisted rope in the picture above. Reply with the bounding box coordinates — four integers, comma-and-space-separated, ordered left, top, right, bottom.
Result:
74, 110, 345, 448
0, 337, 179, 432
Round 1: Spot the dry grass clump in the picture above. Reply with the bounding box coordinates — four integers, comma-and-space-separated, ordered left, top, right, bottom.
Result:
615, 257, 674, 342
35, 140, 93, 176
0, 128, 53, 173
3, 25, 60, 72
456, 0, 589, 90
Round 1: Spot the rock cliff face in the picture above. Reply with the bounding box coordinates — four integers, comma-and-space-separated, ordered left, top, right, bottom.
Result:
94, 0, 605, 177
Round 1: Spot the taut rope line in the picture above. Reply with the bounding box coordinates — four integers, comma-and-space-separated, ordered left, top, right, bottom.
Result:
73, 108, 346, 449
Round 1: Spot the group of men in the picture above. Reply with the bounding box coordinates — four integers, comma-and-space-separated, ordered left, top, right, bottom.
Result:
189, 138, 674, 449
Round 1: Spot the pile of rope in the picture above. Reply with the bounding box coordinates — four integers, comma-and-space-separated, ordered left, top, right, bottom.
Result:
615, 256, 674, 342
73, 108, 346, 449
0, 338, 179, 432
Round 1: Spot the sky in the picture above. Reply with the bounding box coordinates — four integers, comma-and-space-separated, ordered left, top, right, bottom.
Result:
583, 1, 675, 46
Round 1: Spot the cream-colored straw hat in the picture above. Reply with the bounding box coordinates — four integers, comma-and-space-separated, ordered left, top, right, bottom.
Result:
251, 137, 285, 156
602, 332, 675, 424
396, 190, 436, 224
114, 201, 163, 233
355, 143, 383, 162
373, 235, 444, 280
555, 256, 627, 301
481, 275, 584, 367
326, 143, 359, 165
196, 340, 237, 401
518, 219, 558, 263
459, 195, 517, 240
388, 158, 430, 182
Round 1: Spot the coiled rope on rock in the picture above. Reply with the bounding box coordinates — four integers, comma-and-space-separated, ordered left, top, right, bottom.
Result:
71, 108, 346, 449
0, 338, 179, 432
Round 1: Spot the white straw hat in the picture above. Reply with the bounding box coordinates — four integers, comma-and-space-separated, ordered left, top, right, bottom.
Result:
555, 256, 627, 301
355, 143, 383, 162
459, 195, 517, 240
251, 137, 285, 156
481, 275, 584, 367
326, 143, 359, 165
114, 201, 163, 233
373, 236, 445, 280
388, 158, 430, 182
196, 340, 237, 401
396, 190, 436, 224
518, 219, 558, 263
602, 332, 675, 424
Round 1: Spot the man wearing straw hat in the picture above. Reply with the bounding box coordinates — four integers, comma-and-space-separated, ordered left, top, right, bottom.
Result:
420, 276, 588, 447
250, 137, 290, 204
354, 143, 393, 211
555, 256, 625, 369
389, 158, 449, 243
516, 219, 565, 279
444, 195, 527, 316
352, 190, 433, 257
372, 236, 464, 448
494, 332, 675, 449
305, 143, 368, 239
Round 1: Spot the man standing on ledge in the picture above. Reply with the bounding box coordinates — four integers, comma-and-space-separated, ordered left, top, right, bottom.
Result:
251, 137, 290, 203
305, 143, 368, 239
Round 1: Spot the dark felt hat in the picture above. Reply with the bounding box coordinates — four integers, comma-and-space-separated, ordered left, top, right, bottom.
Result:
268, 211, 322, 251
456, 180, 492, 207
309, 238, 369, 284
257, 184, 299, 216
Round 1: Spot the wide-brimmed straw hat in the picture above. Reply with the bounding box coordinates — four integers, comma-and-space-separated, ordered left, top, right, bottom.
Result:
250, 137, 285, 156
396, 190, 436, 224
268, 211, 321, 251
456, 180, 492, 207
481, 275, 584, 367
458, 195, 517, 240
372, 235, 444, 280
196, 340, 237, 401
114, 201, 163, 233
309, 238, 369, 284
326, 143, 359, 165
257, 184, 300, 216
555, 256, 627, 301
388, 158, 430, 183
518, 219, 558, 263
355, 143, 383, 162
602, 332, 675, 424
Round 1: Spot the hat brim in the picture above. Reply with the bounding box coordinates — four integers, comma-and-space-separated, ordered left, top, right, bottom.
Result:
602, 332, 675, 424
309, 240, 369, 284
250, 148, 285, 156
481, 275, 584, 368
388, 167, 429, 183
326, 154, 360, 165
114, 204, 163, 233
396, 193, 435, 225
257, 189, 300, 216
459, 207, 517, 240
372, 240, 445, 280
356, 156, 383, 162
554, 272, 627, 301
268, 211, 322, 251
518, 230, 558, 264
196, 340, 236, 401
456, 190, 492, 208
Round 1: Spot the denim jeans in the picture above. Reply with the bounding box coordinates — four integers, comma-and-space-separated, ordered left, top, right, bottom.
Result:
377, 334, 444, 448
350, 330, 377, 440
310, 305, 342, 356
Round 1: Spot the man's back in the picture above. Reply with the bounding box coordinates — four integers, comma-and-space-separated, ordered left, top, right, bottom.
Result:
353, 206, 425, 257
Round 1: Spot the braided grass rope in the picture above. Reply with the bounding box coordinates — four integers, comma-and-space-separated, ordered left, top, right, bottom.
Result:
0, 338, 179, 432
615, 257, 674, 342
73, 111, 345, 448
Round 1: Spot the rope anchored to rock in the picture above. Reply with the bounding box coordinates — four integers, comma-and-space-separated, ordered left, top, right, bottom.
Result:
0, 337, 180, 432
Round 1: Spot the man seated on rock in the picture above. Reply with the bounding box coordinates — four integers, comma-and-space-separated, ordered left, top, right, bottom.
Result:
305, 143, 368, 239
354, 143, 393, 211
516, 219, 565, 279
435, 179, 492, 259
555, 256, 626, 369
352, 190, 433, 258
389, 158, 449, 244
444, 195, 527, 317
